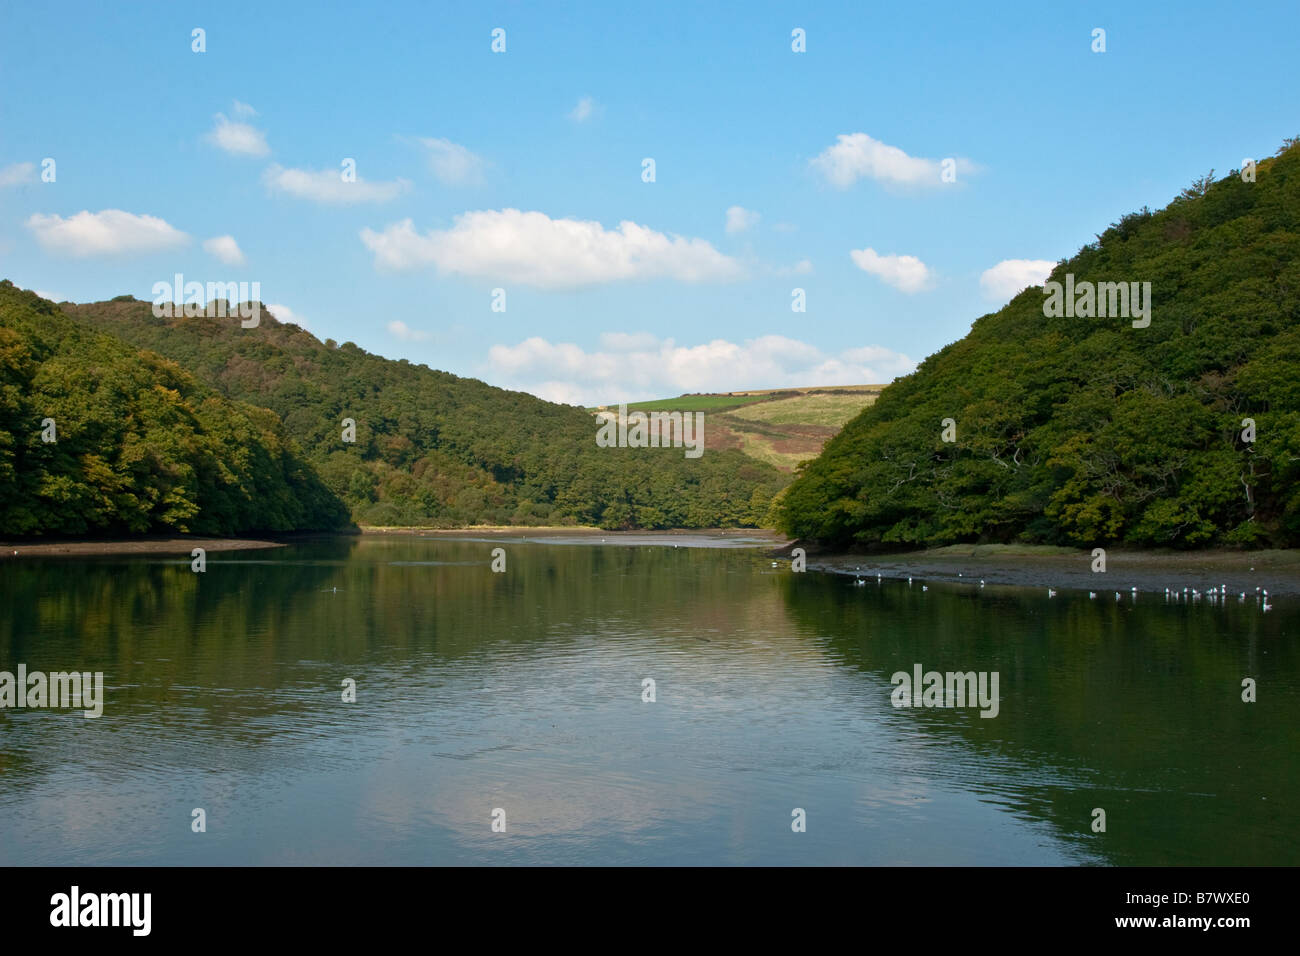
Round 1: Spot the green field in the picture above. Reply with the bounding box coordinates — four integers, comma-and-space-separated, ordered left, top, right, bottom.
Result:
730, 391, 878, 427
591, 386, 885, 471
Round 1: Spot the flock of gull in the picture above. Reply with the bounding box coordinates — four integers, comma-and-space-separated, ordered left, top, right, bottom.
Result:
842, 568, 1273, 611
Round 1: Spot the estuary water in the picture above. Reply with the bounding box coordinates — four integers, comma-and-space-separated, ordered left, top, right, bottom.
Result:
1, 534, 1295, 865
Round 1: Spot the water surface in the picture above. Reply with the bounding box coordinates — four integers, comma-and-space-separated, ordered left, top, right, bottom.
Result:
1, 535, 1295, 865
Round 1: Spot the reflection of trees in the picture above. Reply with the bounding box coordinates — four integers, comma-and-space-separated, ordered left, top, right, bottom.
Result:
779, 574, 1300, 864
0, 540, 799, 791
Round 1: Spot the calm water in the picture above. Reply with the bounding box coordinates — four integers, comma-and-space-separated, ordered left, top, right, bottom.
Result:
1, 535, 1296, 866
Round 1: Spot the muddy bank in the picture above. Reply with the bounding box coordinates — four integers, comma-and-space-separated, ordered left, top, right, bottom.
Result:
0, 536, 287, 557
808, 544, 1300, 597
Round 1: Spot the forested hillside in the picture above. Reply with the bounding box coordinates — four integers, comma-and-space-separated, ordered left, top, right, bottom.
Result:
779, 139, 1300, 550
59, 295, 785, 530
0, 283, 348, 535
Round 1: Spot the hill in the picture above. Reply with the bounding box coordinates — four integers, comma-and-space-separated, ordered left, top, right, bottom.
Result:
595, 385, 884, 471
55, 293, 786, 530
0, 282, 348, 536
778, 138, 1300, 550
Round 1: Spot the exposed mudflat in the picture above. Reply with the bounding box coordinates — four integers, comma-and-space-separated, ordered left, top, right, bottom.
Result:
811, 544, 1300, 597
0, 537, 286, 557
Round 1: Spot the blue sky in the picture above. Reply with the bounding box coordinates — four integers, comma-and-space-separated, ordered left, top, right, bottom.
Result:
2, 0, 1297, 405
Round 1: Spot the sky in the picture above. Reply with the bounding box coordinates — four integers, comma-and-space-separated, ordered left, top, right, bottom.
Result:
2, 0, 1297, 406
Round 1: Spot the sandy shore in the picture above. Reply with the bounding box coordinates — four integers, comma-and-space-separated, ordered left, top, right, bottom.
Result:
0, 536, 287, 557
806, 543, 1300, 597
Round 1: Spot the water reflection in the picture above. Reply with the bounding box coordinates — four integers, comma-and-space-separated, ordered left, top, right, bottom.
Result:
0, 537, 1294, 865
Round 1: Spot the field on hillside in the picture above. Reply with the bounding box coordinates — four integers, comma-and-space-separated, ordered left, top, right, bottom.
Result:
593, 385, 884, 471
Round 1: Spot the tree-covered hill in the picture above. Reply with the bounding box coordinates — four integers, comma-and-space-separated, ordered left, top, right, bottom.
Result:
0, 282, 348, 536
778, 139, 1300, 550
60, 295, 785, 530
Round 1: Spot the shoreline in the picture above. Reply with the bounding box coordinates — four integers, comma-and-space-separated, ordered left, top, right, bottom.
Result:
809, 544, 1300, 597
0, 527, 788, 557
362, 525, 787, 540
1, 532, 1296, 597
0, 536, 288, 558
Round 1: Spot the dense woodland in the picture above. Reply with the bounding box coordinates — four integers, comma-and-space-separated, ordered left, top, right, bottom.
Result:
0, 282, 785, 536
778, 139, 1300, 550
0, 285, 347, 535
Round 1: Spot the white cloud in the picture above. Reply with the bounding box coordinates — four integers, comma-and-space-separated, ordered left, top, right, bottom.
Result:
0, 162, 36, 187
361, 209, 744, 288
387, 320, 429, 341
32, 289, 66, 302
418, 138, 486, 185
979, 258, 1055, 300
25, 209, 189, 258
568, 95, 597, 122
777, 258, 813, 276
263, 164, 409, 203
725, 205, 760, 235
811, 133, 974, 188
203, 234, 246, 265
485, 333, 915, 406
850, 247, 933, 293
268, 303, 308, 329
599, 331, 661, 351
206, 107, 270, 157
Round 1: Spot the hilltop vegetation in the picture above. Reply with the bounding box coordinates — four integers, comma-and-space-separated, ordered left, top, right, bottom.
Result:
0, 283, 347, 536
53, 295, 785, 531
779, 139, 1300, 550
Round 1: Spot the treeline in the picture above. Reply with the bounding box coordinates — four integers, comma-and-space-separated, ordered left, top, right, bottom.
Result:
0, 283, 347, 535
778, 138, 1300, 550
1, 285, 785, 534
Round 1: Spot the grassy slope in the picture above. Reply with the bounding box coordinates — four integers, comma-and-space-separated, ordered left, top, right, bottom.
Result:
594, 386, 883, 472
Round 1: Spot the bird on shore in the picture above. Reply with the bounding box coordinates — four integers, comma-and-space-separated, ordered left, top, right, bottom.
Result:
1089, 591, 1096, 599
1047, 588, 1056, 598
922, 585, 928, 591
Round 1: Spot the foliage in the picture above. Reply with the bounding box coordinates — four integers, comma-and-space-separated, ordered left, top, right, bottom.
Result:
47, 294, 786, 531
778, 140, 1300, 550
0, 284, 349, 535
